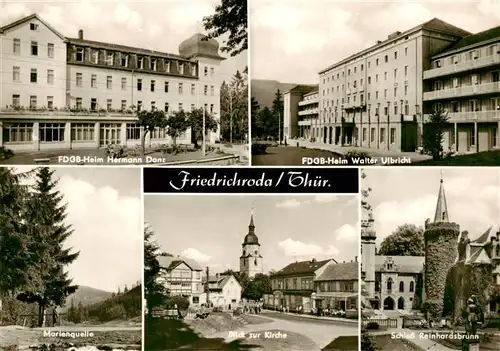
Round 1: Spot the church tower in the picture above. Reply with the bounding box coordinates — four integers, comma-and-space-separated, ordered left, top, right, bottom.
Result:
423, 172, 460, 317
240, 212, 263, 279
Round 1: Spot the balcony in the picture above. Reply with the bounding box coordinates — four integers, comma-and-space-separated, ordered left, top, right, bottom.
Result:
342, 115, 354, 124
0, 106, 138, 120
298, 119, 312, 126
423, 81, 500, 101
298, 99, 318, 106
298, 108, 319, 116
424, 54, 500, 79
425, 110, 500, 123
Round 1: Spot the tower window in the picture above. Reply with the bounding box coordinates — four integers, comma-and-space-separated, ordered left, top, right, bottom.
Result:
254, 250, 257, 254
243, 250, 245, 255
254, 259, 257, 266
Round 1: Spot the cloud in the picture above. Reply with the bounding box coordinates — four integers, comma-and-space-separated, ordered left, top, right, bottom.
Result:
277, 238, 340, 258
366, 169, 500, 245
181, 248, 211, 263
335, 224, 358, 243
56, 175, 141, 292
276, 195, 341, 208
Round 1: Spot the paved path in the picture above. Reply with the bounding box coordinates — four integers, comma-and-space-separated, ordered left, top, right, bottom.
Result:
295, 140, 431, 163
209, 313, 357, 349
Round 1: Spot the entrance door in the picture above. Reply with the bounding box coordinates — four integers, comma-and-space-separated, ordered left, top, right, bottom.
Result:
329, 127, 333, 144
397, 297, 405, 310
100, 124, 121, 147
383, 297, 395, 310
340, 300, 346, 311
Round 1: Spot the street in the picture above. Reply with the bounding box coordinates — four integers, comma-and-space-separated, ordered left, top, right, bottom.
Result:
208, 312, 358, 350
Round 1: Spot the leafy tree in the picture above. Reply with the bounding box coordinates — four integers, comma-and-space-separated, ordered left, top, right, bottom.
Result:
0, 168, 33, 295
17, 167, 79, 327
422, 109, 450, 160
136, 109, 168, 156
250, 97, 261, 138
203, 0, 247, 57
256, 107, 277, 139
361, 170, 372, 211
187, 108, 219, 148
378, 224, 425, 256
124, 285, 129, 293
166, 110, 189, 146
220, 69, 249, 143
242, 274, 272, 300
144, 225, 168, 315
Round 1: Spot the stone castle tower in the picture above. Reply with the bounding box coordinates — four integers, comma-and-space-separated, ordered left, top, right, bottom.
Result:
361, 208, 377, 298
423, 174, 460, 318
239, 212, 263, 278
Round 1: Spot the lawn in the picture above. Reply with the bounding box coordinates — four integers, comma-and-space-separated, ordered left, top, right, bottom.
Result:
322, 335, 358, 350
413, 150, 500, 166
371, 334, 422, 351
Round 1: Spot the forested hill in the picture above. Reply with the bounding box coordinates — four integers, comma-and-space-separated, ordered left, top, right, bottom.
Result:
58, 286, 113, 313
85, 284, 142, 322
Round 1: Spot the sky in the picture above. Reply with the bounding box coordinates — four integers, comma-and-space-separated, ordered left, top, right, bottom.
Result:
144, 195, 359, 274
15, 166, 142, 293
0, 0, 247, 80
363, 168, 500, 246
250, 0, 500, 84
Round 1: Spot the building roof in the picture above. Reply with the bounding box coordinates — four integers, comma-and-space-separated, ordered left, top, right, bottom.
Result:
468, 247, 491, 264
0, 13, 66, 40
314, 261, 358, 281
203, 274, 239, 290
178, 33, 225, 60
272, 259, 335, 277
243, 214, 260, 246
157, 256, 203, 271
283, 84, 318, 95
433, 176, 449, 223
375, 255, 424, 274
66, 37, 186, 60
319, 18, 471, 74
471, 225, 499, 244
434, 24, 500, 58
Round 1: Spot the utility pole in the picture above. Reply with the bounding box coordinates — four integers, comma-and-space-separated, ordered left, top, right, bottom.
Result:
229, 89, 233, 144
278, 112, 281, 145
202, 104, 206, 156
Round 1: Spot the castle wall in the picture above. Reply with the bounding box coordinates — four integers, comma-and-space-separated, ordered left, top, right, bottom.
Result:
424, 222, 460, 318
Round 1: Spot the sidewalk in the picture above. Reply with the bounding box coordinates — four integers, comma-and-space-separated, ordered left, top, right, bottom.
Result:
295, 140, 431, 162
262, 310, 358, 325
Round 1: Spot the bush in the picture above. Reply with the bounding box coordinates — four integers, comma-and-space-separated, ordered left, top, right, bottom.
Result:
233, 308, 242, 316
366, 321, 379, 330
251, 143, 268, 155
345, 150, 369, 158
164, 295, 189, 311
0, 146, 14, 160
361, 328, 377, 351
212, 306, 223, 312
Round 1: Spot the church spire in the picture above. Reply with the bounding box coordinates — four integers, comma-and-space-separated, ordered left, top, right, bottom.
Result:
433, 171, 449, 223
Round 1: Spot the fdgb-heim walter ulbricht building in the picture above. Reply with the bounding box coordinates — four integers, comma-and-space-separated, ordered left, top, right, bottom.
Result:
0, 14, 224, 152
285, 18, 500, 154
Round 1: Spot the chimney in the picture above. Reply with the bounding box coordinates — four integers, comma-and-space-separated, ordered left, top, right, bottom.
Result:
376, 40, 382, 45
78, 29, 83, 40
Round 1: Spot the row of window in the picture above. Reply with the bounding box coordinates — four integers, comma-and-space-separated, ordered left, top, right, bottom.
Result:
12, 66, 55, 85
12, 37, 55, 58
433, 98, 500, 113
432, 43, 500, 69
322, 45, 411, 83
272, 279, 314, 291
10, 94, 215, 115
382, 279, 415, 293
432, 71, 500, 91
2, 122, 186, 143
322, 66, 410, 97
74, 73, 215, 96
73, 46, 215, 77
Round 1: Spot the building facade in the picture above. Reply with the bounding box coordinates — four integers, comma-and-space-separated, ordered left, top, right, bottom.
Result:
282, 84, 317, 140
263, 258, 336, 313
203, 274, 242, 309
287, 18, 500, 154
239, 214, 264, 278
313, 260, 359, 312
423, 27, 500, 153
157, 256, 204, 307
0, 14, 224, 151
362, 176, 500, 317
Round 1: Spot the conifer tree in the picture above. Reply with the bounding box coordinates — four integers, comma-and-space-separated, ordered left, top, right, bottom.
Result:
17, 167, 79, 327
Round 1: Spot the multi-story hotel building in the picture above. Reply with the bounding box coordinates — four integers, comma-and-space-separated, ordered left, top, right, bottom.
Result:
282, 85, 317, 141
0, 14, 224, 151
285, 18, 500, 154
157, 256, 205, 306
423, 27, 500, 153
